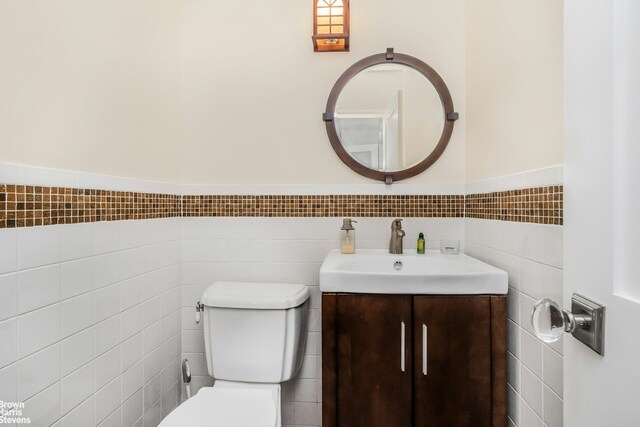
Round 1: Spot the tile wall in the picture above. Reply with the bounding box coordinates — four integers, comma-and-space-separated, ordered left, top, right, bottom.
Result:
465, 219, 563, 427
179, 216, 465, 427
0, 162, 564, 427
0, 218, 182, 427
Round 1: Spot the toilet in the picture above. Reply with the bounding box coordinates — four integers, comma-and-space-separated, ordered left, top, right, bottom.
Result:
160, 281, 310, 427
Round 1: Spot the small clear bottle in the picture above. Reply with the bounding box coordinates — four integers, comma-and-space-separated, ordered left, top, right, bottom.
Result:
340, 218, 357, 254
417, 232, 426, 254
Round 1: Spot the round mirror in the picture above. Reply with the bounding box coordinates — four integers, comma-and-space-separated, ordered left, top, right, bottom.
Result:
324, 50, 458, 183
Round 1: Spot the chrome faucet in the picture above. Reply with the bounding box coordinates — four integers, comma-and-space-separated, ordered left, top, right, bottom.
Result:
389, 219, 405, 254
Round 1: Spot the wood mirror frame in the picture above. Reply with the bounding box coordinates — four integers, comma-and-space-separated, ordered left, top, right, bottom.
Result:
323, 48, 458, 184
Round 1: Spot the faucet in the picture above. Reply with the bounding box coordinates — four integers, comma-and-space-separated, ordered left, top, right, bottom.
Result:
389, 219, 405, 254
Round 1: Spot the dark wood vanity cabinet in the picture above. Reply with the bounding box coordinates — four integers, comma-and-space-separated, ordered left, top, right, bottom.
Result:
322, 294, 507, 427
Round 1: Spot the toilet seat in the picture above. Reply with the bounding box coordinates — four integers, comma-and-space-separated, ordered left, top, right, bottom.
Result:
159, 382, 279, 427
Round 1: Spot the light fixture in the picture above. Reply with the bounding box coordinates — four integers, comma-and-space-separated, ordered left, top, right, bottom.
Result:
313, 0, 350, 52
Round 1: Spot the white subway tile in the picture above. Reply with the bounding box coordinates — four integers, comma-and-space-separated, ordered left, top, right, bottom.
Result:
0, 363, 17, 402
507, 287, 520, 323
60, 223, 93, 262
60, 293, 93, 339
143, 374, 161, 412
519, 398, 543, 427
507, 320, 520, 358
97, 406, 121, 427
121, 332, 143, 374
161, 288, 180, 317
181, 330, 204, 353
95, 346, 121, 392
0, 230, 17, 275
142, 321, 163, 356
161, 381, 179, 418
94, 253, 120, 290
507, 352, 521, 392
0, 273, 18, 321
160, 335, 180, 368
143, 348, 164, 384
17, 225, 60, 270
122, 390, 143, 427
95, 315, 121, 356
142, 297, 163, 329
508, 385, 520, 426
543, 385, 563, 427
18, 304, 60, 357
143, 398, 162, 427
161, 358, 180, 394
61, 362, 93, 415
94, 222, 120, 255
520, 365, 543, 418
24, 382, 61, 427
121, 277, 143, 311
294, 401, 319, 426
122, 361, 143, 403
95, 377, 121, 425
60, 327, 94, 377
121, 305, 143, 342
295, 378, 318, 402
0, 319, 17, 368
94, 283, 121, 323
60, 258, 93, 300
520, 330, 543, 378
543, 346, 563, 397
160, 311, 179, 343
17, 344, 60, 401
17, 265, 60, 314
60, 396, 93, 427
519, 293, 536, 336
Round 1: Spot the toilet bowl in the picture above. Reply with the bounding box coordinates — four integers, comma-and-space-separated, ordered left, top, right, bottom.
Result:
159, 281, 309, 427
159, 381, 280, 427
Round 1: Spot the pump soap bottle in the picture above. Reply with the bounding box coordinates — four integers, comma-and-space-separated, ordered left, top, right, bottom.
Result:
340, 218, 357, 254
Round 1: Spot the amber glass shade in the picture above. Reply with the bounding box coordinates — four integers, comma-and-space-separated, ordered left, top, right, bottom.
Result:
313, 0, 350, 52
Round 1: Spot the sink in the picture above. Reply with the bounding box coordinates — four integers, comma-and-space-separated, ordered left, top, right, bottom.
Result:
319, 249, 508, 295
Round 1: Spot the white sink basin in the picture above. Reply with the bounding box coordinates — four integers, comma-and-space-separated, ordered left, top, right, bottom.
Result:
319, 249, 508, 295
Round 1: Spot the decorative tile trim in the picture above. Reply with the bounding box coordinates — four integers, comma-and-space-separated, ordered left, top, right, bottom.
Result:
182, 195, 465, 218
465, 185, 563, 225
0, 184, 180, 228
0, 182, 562, 228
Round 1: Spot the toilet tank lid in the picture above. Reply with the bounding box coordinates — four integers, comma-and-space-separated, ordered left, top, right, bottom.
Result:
201, 281, 309, 309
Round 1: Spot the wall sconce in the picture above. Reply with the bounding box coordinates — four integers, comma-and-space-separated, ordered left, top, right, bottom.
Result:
313, 0, 350, 52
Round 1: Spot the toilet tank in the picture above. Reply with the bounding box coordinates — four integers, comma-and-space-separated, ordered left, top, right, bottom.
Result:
201, 282, 310, 383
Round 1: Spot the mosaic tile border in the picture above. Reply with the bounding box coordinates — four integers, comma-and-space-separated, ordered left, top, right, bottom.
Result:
0, 184, 180, 228
182, 195, 464, 218
0, 183, 562, 228
465, 185, 563, 225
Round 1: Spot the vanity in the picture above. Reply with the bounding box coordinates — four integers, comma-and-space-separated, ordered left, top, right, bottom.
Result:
319, 250, 508, 427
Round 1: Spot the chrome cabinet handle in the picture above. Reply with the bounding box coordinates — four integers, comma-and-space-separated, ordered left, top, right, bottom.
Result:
400, 322, 406, 372
422, 324, 428, 375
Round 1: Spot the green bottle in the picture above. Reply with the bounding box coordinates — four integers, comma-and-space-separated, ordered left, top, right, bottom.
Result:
417, 232, 426, 254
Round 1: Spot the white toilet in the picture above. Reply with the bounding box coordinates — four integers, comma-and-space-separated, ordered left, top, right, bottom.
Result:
160, 281, 310, 427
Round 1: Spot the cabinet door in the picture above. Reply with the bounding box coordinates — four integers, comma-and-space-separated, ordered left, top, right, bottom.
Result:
336, 294, 412, 427
413, 296, 492, 427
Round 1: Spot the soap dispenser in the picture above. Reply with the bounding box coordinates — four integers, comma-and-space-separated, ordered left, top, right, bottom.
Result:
340, 218, 357, 254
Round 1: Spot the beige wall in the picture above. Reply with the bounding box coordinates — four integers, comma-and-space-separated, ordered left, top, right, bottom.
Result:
0, 0, 182, 181
465, 0, 563, 182
0, 1, 563, 186
179, 0, 466, 185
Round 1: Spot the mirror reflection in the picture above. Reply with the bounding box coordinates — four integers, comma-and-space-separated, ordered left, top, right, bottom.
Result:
334, 64, 444, 172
